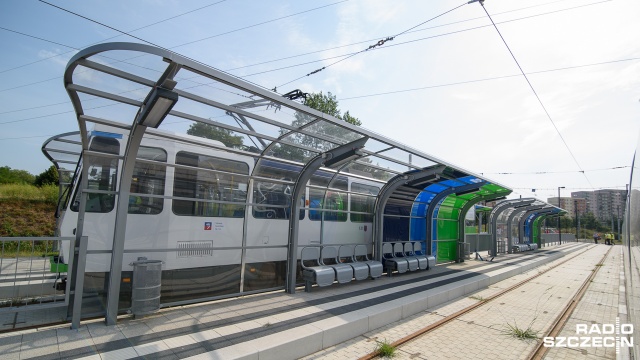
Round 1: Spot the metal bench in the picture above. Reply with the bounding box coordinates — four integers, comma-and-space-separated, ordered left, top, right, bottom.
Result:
354, 244, 383, 279
320, 246, 354, 284
301, 246, 335, 292
338, 245, 370, 281
406, 242, 429, 270
383, 243, 409, 275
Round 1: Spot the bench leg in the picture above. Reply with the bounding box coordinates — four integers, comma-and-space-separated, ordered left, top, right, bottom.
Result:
305, 280, 312, 292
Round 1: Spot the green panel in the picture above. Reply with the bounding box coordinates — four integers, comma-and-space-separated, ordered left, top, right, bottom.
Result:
437, 218, 458, 240
437, 205, 460, 219
465, 226, 477, 234
437, 240, 458, 262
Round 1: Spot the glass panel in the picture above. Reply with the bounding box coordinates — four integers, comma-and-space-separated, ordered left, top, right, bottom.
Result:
267, 141, 319, 163
309, 188, 347, 222
172, 151, 249, 217
71, 137, 120, 213
350, 183, 380, 223
252, 180, 303, 220
303, 120, 363, 145
341, 160, 396, 181
129, 147, 166, 215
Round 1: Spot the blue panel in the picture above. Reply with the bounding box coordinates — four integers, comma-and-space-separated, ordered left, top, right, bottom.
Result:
424, 183, 448, 193
440, 179, 463, 187
410, 218, 425, 241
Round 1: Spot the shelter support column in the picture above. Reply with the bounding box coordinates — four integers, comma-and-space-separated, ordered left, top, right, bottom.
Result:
372, 166, 445, 262
286, 137, 368, 294
489, 199, 535, 256
424, 182, 484, 257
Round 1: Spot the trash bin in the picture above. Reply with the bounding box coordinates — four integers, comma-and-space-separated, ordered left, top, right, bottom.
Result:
130, 257, 162, 317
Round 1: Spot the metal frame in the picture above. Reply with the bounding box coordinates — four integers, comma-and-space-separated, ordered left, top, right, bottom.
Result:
424, 182, 486, 256
372, 166, 445, 261
59, 42, 522, 325
489, 198, 535, 255
285, 137, 368, 294
455, 192, 509, 262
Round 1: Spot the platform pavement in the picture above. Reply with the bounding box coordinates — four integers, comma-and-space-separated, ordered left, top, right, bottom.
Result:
0, 242, 592, 360
304, 244, 626, 360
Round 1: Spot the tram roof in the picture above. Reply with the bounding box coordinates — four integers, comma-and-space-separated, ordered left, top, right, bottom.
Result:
52, 42, 518, 199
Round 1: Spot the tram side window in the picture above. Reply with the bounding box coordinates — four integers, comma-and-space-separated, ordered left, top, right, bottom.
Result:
309, 188, 348, 222
252, 180, 304, 220
129, 147, 167, 215
350, 183, 379, 223
70, 137, 120, 213
173, 151, 249, 217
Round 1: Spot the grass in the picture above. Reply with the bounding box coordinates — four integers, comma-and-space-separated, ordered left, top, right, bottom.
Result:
375, 339, 396, 358
469, 295, 486, 301
501, 320, 539, 341
0, 185, 57, 238
0, 184, 58, 204
0, 185, 58, 257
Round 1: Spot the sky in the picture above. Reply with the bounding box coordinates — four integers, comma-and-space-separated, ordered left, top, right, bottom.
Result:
1, 0, 639, 202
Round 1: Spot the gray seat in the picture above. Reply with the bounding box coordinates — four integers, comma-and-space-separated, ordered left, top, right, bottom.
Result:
321, 246, 353, 284
403, 242, 419, 271
410, 242, 429, 270
300, 247, 335, 291
383, 243, 408, 275
354, 244, 383, 279
411, 243, 435, 269
338, 245, 369, 281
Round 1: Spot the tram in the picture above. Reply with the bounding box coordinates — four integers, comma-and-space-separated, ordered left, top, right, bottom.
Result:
51, 125, 384, 303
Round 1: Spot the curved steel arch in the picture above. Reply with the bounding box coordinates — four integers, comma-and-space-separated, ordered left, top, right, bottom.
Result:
489, 198, 535, 255
60, 41, 516, 325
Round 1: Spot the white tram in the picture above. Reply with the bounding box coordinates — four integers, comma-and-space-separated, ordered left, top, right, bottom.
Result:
53, 125, 384, 304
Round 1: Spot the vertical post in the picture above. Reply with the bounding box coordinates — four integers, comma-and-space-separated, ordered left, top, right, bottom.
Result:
574, 200, 578, 241
617, 205, 621, 243
105, 125, 146, 325
557, 187, 564, 244
71, 236, 88, 329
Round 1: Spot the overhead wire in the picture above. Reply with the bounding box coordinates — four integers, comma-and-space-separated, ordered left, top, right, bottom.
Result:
475, 0, 594, 189
276, 1, 470, 89
338, 57, 640, 101
275, 0, 611, 89
481, 166, 630, 175
0, 1, 228, 75
0, 0, 611, 95
31, 0, 349, 95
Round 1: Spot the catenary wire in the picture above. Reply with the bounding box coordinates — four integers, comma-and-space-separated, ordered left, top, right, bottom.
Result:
477, 0, 594, 189
337, 56, 640, 101
0, 0, 610, 95
0, 1, 228, 75
276, 1, 470, 89
35, 0, 349, 95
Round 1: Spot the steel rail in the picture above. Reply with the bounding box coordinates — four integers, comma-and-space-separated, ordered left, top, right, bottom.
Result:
358, 243, 600, 360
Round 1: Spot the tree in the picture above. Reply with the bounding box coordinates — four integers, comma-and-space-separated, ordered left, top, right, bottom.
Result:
302, 92, 361, 126
0, 166, 35, 184
272, 91, 363, 161
34, 165, 59, 186
186, 122, 244, 149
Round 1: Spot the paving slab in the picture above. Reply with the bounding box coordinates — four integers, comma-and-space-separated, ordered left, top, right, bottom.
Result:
0, 243, 596, 360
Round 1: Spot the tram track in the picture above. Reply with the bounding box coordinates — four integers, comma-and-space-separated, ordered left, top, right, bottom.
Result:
358, 244, 612, 360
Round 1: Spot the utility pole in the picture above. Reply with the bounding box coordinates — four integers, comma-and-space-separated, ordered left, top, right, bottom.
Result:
574, 199, 579, 241
558, 186, 565, 244
617, 205, 621, 242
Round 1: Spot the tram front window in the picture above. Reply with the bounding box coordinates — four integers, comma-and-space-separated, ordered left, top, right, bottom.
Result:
70, 137, 119, 213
